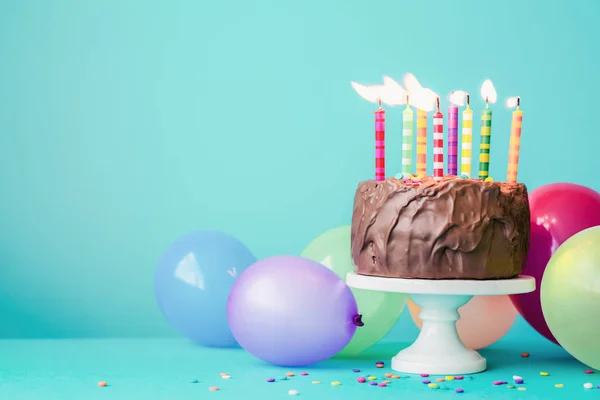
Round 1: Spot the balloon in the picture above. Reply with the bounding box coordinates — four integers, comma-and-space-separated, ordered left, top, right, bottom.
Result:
541, 226, 600, 369
509, 183, 600, 344
407, 295, 517, 350
300, 225, 405, 356
154, 230, 256, 347
226, 255, 360, 367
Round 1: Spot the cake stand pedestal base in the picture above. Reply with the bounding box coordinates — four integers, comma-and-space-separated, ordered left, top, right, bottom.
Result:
346, 272, 535, 375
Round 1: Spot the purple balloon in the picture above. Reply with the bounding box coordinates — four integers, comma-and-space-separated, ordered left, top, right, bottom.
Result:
226, 255, 360, 367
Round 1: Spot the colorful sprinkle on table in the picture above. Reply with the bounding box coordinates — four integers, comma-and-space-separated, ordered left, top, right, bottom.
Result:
420, 373, 429, 377
384, 373, 393, 378
368, 376, 377, 381
506, 384, 515, 389
514, 379, 524, 384
391, 375, 400, 379
279, 377, 288, 381
219, 373, 228, 376
98, 381, 107, 387
221, 374, 231, 379
540, 371, 549, 376
190, 380, 198, 384
555, 383, 564, 388
286, 372, 295, 377
209, 387, 219, 392
300, 372, 308, 376
584, 382, 593, 389
288, 389, 298, 396
493, 381, 508, 385
266, 378, 275, 383
435, 378, 445, 382
352, 369, 360, 373
517, 387, 527, 391
455, 376, 464, 380
428, 383, 439, 389
456, 388, 464, 393
331, 381, 341, 386
521, 352, 530, 357
311, 381, 320, 385
369, 381, 378, 386
445, 376, 454, 381
422, 380, 431, 384
584, 369, 594, 374
375, 362, 384, 368
513, 375, 522, 380
357, 377, 366, 383
382, 380, 391, 385
378, 383, 387, 387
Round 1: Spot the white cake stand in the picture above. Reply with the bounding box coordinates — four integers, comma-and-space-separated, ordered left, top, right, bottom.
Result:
346, 272, 535, 375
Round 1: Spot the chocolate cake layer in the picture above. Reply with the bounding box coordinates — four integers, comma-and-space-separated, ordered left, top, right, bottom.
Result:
351, 176, 530, 279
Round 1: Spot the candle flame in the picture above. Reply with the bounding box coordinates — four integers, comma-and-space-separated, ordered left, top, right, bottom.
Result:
403, 73, 423, 93
382, 76, 408, 106
401, 73, 437, 111
506, 96, 520, 108
350, 81, 387, 105
480, 79, 497, 104
449, 90, 468, 106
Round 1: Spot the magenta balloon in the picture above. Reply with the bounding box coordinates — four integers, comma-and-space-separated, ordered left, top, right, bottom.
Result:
226, 255, 359, 367
510, 183, 600, 344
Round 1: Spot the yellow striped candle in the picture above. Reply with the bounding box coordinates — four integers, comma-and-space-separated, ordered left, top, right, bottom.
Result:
416, 109, 427, 176
461, 95, 473, 177
506, 97, 523, 183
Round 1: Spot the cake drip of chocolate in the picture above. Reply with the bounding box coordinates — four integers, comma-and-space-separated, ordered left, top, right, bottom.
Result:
351, 176, 530, 279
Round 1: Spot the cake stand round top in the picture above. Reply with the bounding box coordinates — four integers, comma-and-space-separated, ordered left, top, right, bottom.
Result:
346, 272, 535, 295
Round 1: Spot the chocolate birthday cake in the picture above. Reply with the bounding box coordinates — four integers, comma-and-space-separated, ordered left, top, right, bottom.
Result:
350, 176, 530, 280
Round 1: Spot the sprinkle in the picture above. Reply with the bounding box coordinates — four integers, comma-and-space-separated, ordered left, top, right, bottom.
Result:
517, 387, 527, 391
384, 373, 393, 378
209, 387, 219, 391
506, 384, 515, 389
221, 374, 231, 379
460, 174, 469, 179
513, 375, 522, 380
357, 377, 366, 383
584, 369, 594, 374
493, 381, 507, 385
454, 376, 464, 380
191, 380, 199, 383
352, 369, 360, 373
584, 382, 593, 389
435, 378, 445, 382
391, 375, 400, 379
484, 177, 494, 182
394, 173, 404, 180
420, 373, 430, 377
416, 174, 424, 179
428, 383, 439, 389
331, 381, 341, 386
382, 380, 391, 384
98, 381, 107, 387
219, 373, 228, 376
555, 384, 564, 388
422, 380, 431, 384
378, 383, 387, 387
286, 372, 295, 377
266, 378, 275, 383
300, 372, 308, 376
369, 381, 378, 386
279, 377, 288, 381
445, 376, 454, 381
312, 381, 320, 384
288, 389, 298, 396
368, 376, 377, 381
521, 352, 530, 358
375, 363, 384, 368
540, 371, 549, 376
455, 388, 464, 393
514, 379, 524, 384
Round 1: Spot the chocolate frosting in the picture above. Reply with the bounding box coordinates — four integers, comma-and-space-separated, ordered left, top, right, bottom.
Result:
351, 176, 530, 279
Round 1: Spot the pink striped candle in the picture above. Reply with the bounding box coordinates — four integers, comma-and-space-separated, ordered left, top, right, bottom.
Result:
433, 98, 444, 180
448, 103, 458, 175
375, 101, 385, 181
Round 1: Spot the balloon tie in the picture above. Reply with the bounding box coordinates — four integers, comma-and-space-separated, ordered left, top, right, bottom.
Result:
353, 314, 364, 327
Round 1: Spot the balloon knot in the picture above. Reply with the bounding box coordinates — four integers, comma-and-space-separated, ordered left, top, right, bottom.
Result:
353, 314, 364, 327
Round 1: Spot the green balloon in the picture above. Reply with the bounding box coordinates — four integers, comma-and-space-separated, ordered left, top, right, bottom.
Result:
301, 225, 405, 356
541, 226, 600, 369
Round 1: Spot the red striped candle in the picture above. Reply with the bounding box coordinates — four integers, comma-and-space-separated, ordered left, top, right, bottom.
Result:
375, 104, 385, 181
433, 98, 444, 180
447, 103, 458, 175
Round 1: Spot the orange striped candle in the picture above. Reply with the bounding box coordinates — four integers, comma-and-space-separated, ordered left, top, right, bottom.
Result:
506, 97, 523, 183
416, 109, 427, 177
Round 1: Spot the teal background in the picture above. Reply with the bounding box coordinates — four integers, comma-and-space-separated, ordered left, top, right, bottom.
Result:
0, 0, 598, 346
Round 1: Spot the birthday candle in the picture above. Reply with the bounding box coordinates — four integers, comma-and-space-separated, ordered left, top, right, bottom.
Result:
460, 95, 473, 178
506, 97, 523, 183
447, 103, 459, 175
478, 105, 492, 179
478, 79, 496, 179
375, 98, 386, 181
416, 109, 427, 177
433, 98, 444, 180
402, 96, 413, 176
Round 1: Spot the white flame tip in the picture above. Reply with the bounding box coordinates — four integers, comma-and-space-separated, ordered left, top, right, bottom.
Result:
506, 96, 520, 108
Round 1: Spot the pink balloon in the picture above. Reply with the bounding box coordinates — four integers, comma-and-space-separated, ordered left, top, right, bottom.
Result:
407, 296, 517, 350
509, 183, 600, 344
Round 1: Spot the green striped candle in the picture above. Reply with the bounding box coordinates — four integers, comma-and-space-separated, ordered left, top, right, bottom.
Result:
478, 106, 492, 178
402, 103, 414, 175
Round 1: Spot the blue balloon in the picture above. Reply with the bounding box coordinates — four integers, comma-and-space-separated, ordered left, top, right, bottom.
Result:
154, 230, 256, 347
